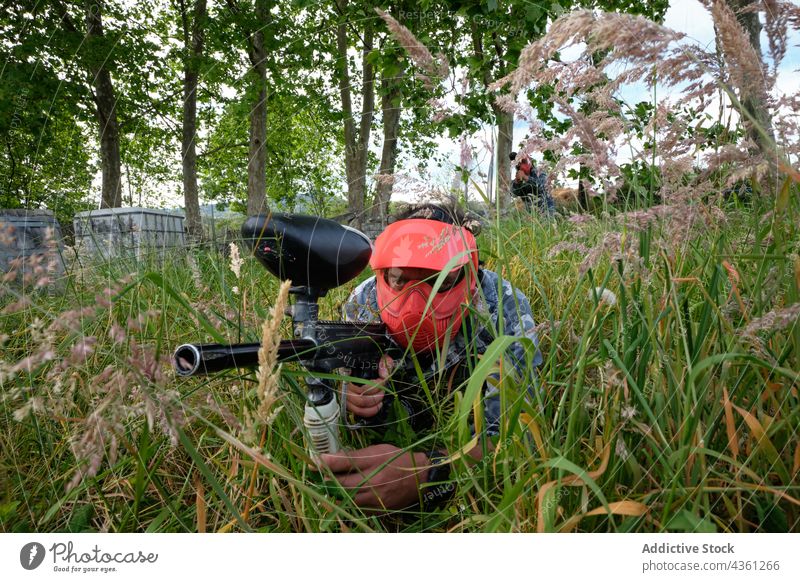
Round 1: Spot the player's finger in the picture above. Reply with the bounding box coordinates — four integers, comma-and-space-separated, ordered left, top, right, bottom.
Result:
378, 355, 394, 379
319, 449, 374, 473
346, 401, 382, 418
346, 389, 384, 407
346, 381, 385, 396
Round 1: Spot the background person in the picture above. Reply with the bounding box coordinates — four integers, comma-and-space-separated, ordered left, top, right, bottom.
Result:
510, 152, 555, 218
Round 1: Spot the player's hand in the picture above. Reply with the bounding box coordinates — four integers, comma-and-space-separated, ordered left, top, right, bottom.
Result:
319, 444, 429, 510
342, 355, 393, 418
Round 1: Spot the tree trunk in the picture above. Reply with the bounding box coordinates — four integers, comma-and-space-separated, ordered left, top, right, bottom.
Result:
336, 0, 356, 217
336, 0, 374, 227
493, 104, 513, 209
181, 0, 206, 238
372, 65, 403, 225
354, 21, 375, 223
86, 0, 122, 208
473, 25, 512, 211
726, 0, 777, 186
246, 0, 269, 216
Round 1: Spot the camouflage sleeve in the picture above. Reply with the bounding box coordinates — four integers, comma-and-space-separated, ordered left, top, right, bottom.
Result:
499, 278, 543, 372
342, 276, 381, 323
483, 276, 542, 436
537, 171, 549, 195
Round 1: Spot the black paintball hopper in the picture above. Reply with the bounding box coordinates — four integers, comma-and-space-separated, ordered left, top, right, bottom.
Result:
241, 213, 372, 292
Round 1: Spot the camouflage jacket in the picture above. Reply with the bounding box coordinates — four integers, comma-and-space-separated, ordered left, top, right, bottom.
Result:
343, 269, 542, 435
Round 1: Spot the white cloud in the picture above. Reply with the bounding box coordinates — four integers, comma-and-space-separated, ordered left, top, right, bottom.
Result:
663, 0, 716, 50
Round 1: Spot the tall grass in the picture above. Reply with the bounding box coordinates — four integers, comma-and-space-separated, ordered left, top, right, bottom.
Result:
1, 185, 797, 532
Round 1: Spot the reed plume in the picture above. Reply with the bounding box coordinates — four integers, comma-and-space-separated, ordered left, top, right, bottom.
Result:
375, 8, 450, 89
242, 280, 291, 443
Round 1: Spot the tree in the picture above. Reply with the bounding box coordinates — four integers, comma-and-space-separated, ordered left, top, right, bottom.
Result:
53, 0, 124, 208
372, 58, 405, 224
369, 2, 455, 223
428, 1, 552, 209
5, 1, 173, 212
469, 20, 515, 206
201, 91, 344, 214
222, 0, 274, 216
334, 0, 375, 225
1, 1, 110, 219
245, 0, 270, 216
179, 0, 207, 238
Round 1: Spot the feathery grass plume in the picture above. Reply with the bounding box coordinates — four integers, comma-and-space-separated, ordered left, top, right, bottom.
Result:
66, 331, 185, 492
578, 231, 649, 278
708, 0, 771, 99
491, 10, 595, 96
494, 93, 520, 114
373, 172, 397, 188
243, 279, 291, 443
0, 224, 19, 291
1, 264, 186, 493
459, 135, 472, 171
547, 241, 590, 258
186, 251, 203, 290
761, 0, 789, 72
426, 97, 456, 123
615, 437, 631, 461
374, 8, 449, 89
229, 242, 243, 279
229, 242, 244, 295
589, 287, 618, 307
774, 94, 800, 159
741, 302, 800, 337
0, 222, 14, 247
66, 405, 121, 492
567, 214, 594, 225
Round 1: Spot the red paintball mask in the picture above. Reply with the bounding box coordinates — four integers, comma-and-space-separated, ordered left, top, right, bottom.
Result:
370, 219, 479, 352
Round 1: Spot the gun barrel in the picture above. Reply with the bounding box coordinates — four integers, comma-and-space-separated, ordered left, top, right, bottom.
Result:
173, 339, 317, 376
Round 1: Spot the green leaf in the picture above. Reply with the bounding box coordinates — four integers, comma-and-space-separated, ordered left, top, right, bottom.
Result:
456, 335, 533, 443
67, 504, 94, 533
526, 5, 542, 22
665, 509, 717, 533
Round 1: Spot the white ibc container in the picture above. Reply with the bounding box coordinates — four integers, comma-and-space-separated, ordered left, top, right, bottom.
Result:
73, 207, 186, 260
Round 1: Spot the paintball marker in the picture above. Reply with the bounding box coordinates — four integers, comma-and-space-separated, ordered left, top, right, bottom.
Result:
173, 213, 399, 455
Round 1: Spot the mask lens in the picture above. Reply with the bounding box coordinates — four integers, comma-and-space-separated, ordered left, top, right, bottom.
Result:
384, 268, 463, 294
436, 268, 464, 293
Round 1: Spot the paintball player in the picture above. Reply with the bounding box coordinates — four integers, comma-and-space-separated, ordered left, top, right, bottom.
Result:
510, 153, 555, 218
318, 203, 542, 511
